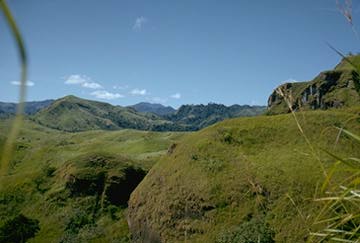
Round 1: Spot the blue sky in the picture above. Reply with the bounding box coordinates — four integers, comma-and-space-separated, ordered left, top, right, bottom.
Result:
0, 0, 359, 108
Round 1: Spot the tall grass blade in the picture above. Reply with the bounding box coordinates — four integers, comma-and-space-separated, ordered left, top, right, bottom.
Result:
0, 0, 28, 177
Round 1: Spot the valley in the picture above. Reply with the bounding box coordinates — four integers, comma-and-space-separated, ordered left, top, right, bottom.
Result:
1, 55, 360, 242
0, 0, 360, 240
0, 118, 184, 242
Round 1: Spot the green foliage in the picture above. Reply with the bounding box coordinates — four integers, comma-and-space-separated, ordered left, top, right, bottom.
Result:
223, 131, 234, 144
65, 210, 93, 234
107, 205, 119, 220
0, 214, 40, 243
216, 217, 274, 243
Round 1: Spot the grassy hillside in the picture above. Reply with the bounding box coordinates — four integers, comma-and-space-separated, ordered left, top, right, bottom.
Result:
0, 118, 184, 242
31, 96, 265, 132
268, 55, 360, 114
32, 95, 183, 132
334, 54, 360, 71
128, 107, 360, 242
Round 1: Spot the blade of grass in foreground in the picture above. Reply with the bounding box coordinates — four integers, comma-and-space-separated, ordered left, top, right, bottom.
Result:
309, 131, 360, 242
0, 0, 27, 178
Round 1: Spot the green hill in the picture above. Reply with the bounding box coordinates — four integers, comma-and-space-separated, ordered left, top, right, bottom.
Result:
267, 55, 360, 114
31, 96, 265, 132
2, 106, 359, 242
128, 107, 360, 242
0, 118, 184, 242
32, 95, 182, 132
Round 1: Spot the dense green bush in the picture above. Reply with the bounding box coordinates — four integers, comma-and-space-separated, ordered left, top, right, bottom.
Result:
65, 210, 93, 234
0, 214, 40, 243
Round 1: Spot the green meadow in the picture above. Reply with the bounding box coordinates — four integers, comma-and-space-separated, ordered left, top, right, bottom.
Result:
0, 118, 183, 242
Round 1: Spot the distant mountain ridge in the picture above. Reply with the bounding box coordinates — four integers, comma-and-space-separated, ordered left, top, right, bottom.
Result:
165, 103, 266, 130
31, 95, 183, 132
267, 55, 360, 114
130, 102, 176, 116
28, 96, 265, 132
0, 100, 54, 117
1, 96, 265, 132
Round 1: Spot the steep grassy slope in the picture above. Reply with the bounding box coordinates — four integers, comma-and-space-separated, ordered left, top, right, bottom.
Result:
0, 118, 184, 242
32, 95, 182, 132
128, 107, 360, 242
268, 55, 360, 114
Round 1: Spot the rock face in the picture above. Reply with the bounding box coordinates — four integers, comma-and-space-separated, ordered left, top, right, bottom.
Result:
267, 56, 360, 114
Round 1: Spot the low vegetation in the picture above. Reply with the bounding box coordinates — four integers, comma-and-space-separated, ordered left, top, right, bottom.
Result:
128, 107, 360, 242
0, 118, 183, 242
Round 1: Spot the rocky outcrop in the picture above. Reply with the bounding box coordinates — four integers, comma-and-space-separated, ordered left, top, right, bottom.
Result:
267, 56, 360, 114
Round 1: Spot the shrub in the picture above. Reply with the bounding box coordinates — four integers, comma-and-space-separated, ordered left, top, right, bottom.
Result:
215, 217, 274, 243
0, 214, 40, 243
65, 210, 93, 234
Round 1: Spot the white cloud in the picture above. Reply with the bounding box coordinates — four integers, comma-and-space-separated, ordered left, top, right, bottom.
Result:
113, 85, 129, 90
130, 88, 147, 96
82, 82, 102, 89
65, 74, 86, 85
133, 16, 147, 30
170, 93, 181, 99
149, 97, 167, 104
90, 90, 124, 100
11, 80, 35, 87
281, 78, 299, 84
65, 74, 102, 89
